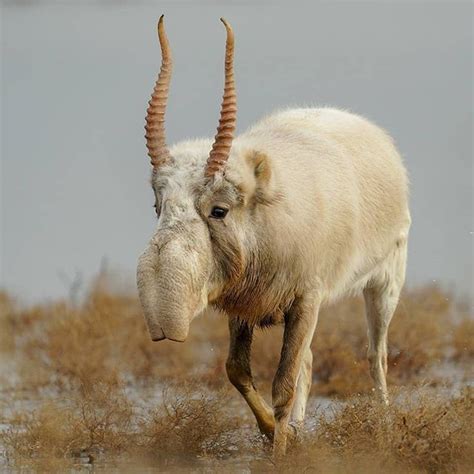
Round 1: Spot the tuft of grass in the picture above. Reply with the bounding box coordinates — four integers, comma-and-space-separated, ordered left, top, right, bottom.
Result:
4, 380, 134, 471
272, 387, 474, 474
138, 382, 243, 460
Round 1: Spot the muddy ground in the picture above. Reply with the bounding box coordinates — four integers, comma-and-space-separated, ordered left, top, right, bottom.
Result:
0, 275, 473, 473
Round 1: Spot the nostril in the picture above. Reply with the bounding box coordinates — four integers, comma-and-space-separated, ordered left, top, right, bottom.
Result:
166, 336, 186, 343
151, 327, 166, 342
150, 328, 186, 343
148, 325, 166, 342
160, 327, 187, 343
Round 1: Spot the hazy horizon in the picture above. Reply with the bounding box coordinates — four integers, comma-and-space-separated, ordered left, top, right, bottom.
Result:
1, 2, 473, 303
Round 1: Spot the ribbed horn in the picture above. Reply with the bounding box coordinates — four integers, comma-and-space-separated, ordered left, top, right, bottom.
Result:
205, 18, 236, 178
145, 15, 173, 168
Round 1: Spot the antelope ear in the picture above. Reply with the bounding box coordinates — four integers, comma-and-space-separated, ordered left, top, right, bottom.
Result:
246, 150, 271, 185
245, 150, 275, 205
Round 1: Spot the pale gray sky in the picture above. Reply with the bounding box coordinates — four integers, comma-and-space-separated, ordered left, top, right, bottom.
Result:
1, 1, 473, 302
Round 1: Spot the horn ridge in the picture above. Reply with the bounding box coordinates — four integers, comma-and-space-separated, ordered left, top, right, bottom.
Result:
145, 14, 173, 168
205, 18, 237, 178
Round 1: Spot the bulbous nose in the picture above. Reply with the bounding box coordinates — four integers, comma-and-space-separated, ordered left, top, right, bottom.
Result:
137, 220, 210, 346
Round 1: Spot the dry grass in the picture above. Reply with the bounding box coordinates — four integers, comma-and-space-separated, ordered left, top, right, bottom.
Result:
3, 379, 250, 472
5, 275, 228, 390
0, 291, 17, 354
4, 383, 472, 473
3, 275, 470, 395
4, 382, 133, 471
452, 319, 474, 360
269, 386, 474, 474
0, 273, 472, 472
138, 382, 245, 460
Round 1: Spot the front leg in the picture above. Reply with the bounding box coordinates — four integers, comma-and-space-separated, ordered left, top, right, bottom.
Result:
272, 295, 319, 458
226, 318, 275, 438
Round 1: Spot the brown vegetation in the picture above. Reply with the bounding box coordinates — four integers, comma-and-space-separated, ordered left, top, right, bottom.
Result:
0, 274, 472, 472
3, 381, 472, 473
268, 387, 474, 474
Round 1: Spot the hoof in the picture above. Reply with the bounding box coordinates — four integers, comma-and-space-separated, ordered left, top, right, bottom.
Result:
258, 425, 275, 442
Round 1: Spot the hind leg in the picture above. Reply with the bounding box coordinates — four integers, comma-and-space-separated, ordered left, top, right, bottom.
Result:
363, 238, 407, 403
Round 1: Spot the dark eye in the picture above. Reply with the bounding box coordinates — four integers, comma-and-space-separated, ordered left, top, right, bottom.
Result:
153, 203, 160, 217
210, 206, 229, 219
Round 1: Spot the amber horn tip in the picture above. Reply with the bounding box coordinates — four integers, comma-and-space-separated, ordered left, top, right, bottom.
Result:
220, 17, 231, 30
158, 15, 164, 33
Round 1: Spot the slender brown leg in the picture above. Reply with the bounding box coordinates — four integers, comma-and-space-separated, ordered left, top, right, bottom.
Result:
226, 318, 275, 437
272, 295, 319, 458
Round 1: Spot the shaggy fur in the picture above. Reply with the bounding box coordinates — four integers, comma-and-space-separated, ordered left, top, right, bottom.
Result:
137, 106, 410, 457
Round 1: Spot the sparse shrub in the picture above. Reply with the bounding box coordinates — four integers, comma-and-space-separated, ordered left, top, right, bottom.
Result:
272, 387, 474, 474
3, 379, 133, 471
139, 382, 242, 460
